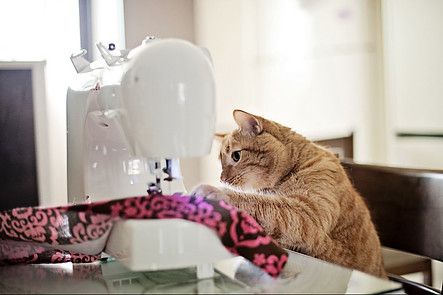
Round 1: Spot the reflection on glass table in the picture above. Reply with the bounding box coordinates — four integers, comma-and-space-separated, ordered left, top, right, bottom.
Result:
0, 249, 402, 294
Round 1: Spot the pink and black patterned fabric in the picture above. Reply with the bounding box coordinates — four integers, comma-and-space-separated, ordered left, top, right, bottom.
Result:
0, 194, 288, 278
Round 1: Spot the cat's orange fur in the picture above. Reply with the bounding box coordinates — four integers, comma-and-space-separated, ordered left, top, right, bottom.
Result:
191, 109, 387, 278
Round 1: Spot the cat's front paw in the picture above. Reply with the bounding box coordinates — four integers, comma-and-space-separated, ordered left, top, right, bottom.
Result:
190, 184, 230, 202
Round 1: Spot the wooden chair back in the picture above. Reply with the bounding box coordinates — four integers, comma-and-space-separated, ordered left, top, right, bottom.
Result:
340, 159, 443, 294
341, 158, 443, 261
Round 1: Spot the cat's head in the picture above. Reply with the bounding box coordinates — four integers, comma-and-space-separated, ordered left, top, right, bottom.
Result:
215, 110, 300, 192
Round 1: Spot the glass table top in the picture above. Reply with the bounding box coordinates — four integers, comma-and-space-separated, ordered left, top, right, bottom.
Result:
0, 250, 402, 294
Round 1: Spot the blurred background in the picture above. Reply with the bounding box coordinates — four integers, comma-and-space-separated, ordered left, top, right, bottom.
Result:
1, 0, 442, 288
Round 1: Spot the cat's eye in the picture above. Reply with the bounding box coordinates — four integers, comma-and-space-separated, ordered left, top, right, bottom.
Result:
231, 150, 241, 162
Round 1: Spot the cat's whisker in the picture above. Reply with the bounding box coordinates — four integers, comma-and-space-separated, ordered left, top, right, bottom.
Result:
227, 172, 245, 187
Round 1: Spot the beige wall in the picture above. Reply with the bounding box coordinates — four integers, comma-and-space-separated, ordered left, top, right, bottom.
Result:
193, 0, 386, 188
124, 0, 195, 49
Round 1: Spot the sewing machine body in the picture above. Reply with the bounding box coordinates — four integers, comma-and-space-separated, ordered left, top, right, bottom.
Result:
66, 38, 233, 278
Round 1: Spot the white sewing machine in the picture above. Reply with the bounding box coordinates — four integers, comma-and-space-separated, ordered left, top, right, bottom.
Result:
66, 37, 234, 278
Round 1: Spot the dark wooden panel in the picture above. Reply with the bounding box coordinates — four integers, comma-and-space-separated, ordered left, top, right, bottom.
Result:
0, 69, 39, 210
315, 133, 354, 159
341, 158, 443, 262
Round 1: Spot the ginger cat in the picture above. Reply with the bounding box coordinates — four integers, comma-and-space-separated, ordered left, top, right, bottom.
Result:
191, 110, 387, 278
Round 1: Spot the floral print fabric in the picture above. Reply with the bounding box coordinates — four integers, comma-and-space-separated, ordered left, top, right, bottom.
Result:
0, 194, 288, 278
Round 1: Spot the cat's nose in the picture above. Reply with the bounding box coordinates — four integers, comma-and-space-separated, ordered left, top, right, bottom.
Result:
220, 175, 227, 183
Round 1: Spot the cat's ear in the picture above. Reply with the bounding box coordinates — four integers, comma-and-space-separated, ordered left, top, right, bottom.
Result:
214, 133, 227, 142
233, 109, 263, 135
